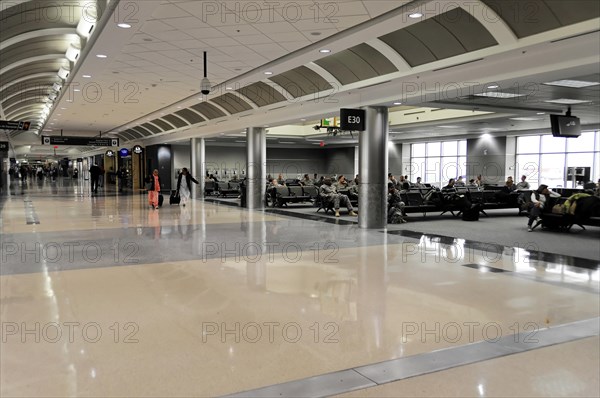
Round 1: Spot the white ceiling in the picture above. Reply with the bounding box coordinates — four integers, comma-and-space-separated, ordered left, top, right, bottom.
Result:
2, 0, 599, 158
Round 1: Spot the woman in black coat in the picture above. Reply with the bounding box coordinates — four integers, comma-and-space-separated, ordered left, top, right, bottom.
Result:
176, 168, 199, 206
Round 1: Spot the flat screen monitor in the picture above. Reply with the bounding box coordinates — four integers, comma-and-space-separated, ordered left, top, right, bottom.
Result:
550, 114, 581, 137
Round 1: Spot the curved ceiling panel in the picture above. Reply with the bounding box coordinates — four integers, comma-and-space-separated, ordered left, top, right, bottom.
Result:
133, 126, 154, 137
0, 77, 61, 100
162, 114, 188, 128
1, 35, 79, 71
2, 60, 69, 85
211, 93, 253, 114
127, 128, 145, 138
481, 0, 600, 38
237, 82, 287, 107
2, 88, 51, 109
0, 2, 79, 41
314, 43, 398, 85
269, 66, 333, 98
175, 109, 206, 124
118, 130, 137, 141
4, 99, 44, 115
190, 102, 227, 120
379, 8, 497, 67
140, 123, 162, 134
150, 118, 174, 131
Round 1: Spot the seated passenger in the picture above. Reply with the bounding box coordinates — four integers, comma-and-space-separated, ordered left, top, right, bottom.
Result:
300, 174, 312, 185
454, 176, 466, 187
442, 178, 456, 191
319, 178, 357, 217
398, 175, 410, 190
277, 173, 285, 184
515, 175, 530, 191
413, 176, 426, 188
527, 184, 561, 231
335, 175, 349, 190
387, 182, 406, 223
348, 176, 359, 200
466, 179, 478, 188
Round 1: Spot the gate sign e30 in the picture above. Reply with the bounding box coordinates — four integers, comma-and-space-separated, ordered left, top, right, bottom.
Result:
340, 108, 366, 131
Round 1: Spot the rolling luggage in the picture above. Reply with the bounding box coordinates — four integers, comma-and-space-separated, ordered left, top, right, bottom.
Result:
158, 194, 164, 207
169, 190, 180, 205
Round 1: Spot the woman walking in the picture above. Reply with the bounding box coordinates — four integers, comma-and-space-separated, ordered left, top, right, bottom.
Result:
146, 169, 161, 209
176, 167, 199, 206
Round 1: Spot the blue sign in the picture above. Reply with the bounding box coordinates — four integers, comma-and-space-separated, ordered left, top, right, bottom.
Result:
119, 148, 130, 157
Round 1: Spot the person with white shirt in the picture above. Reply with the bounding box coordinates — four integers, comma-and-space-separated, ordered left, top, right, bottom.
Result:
516, 175, 531, 190
527, 184, 561, 231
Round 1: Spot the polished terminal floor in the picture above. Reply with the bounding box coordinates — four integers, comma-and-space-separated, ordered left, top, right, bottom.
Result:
1, 179, 599, 397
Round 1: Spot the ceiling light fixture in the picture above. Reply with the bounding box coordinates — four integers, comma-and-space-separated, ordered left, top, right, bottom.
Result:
264, 71, 273, 75
96, 54, 107, 58
117, 23, 131, 29
57, 66, 70, 80
53, 83, 62, 91
76, 14, 96, 38
393, 102, 402, 105
408, 12, 423, 18
65, 43, 81, 62
544, 98, 592, 104
319, 49, 331, 53
543, 79, 599, 88
486, 85, 499, 89
474, 92, 526, 98
82, 74, 91, 78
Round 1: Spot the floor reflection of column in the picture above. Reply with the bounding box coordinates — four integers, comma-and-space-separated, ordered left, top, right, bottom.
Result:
357, 232, 387, 353
246, 210, 267, 291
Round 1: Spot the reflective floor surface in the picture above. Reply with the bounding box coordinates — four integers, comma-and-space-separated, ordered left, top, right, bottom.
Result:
1, 179, 599, 397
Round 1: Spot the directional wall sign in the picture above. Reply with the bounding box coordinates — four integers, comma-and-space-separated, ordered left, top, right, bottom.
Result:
340, 108, 366, 131
0, 120, 30, 131
42, 136, 119, 147
0, 141, 9, 152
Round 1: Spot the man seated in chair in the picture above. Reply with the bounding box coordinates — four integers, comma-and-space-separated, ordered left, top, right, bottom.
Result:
268, 178, 284, 207
319, 178, 357, 217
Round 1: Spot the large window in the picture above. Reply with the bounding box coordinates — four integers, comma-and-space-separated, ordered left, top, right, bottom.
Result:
516, 131, 600, 189
410, 140, 467, 187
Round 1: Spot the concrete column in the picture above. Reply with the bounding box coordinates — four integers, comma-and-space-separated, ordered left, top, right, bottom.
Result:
358, 106, 389, 229
246, 127, 266, 210
191, 137, 205, 199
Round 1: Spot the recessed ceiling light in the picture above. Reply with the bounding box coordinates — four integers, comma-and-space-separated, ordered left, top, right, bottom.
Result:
536, 112, 546, 115
487, 85, 499, 89
319, 49, 331, 53
235, 140, 246, 143
474, 92, 526, 98
226, 86, 233, 90
543, 80, 599, 88
438, 125, 460, 128
82, 74, 91, 78
74, 89, 80, 92
408, 12, 423, 18
544, 98, 592, 104
96, 54, 107, 58
300, 118, 306, 121
393, 102, 402, 105
264, 71, 273, 75
61, 107, 66, 109
117, 23, 131, 28
66, 100, 73, 102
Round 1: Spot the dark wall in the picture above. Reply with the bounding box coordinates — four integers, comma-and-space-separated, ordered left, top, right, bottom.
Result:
202, 145, 355, 179
466, 136, 506, 185
146, 144, 172, 190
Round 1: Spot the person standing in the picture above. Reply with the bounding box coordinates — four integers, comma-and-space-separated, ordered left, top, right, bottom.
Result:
176, 167, 199, 207
89, 163, 101, 194
147, 169, 161, 209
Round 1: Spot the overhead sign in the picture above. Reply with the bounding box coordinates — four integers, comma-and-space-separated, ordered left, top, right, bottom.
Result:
119, 148, 130, 157
0, 120, 30, 131
42, 136, 119, 147
106, 150, 115, 157
340, 108, 366, 131
132, 145, 143, 154
0, 141, 8, 152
